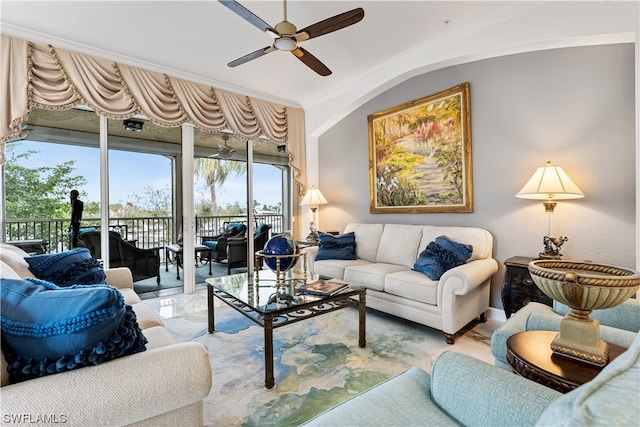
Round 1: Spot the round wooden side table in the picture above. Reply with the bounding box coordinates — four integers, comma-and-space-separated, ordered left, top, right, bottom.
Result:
506, 330, 626, 393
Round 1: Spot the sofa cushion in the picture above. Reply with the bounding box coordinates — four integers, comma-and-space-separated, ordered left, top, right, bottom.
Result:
202, 240, 219, 251
313, 259, 370, 280
0, 278, 147, 383
344, 263, 407, 291
344, 223, 384, 262
535, 332, 640, 426
413, 236, 472, 280
316, 232, 357, 260
420, 226, 492, 262
24, 248, 106, 286
384, 270, 438, 305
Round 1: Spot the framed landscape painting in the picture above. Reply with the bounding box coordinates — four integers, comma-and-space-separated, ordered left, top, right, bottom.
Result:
368, 82, 473, 213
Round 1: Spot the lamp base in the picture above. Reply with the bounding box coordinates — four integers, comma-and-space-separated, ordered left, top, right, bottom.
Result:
538, 235, 568, 260
550, 315, 609, 367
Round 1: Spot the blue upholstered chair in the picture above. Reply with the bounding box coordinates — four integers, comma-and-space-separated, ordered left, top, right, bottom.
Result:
491, 299, 640, 370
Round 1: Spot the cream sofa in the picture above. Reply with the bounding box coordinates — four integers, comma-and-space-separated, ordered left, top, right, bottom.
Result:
0, 243, 212, 426
305, 223, 498, 343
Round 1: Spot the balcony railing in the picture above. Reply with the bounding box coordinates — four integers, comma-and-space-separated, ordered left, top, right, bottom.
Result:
4, 214, 284, 256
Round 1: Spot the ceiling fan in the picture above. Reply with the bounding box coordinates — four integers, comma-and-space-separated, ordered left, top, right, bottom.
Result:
212, 134, 235, 159
219, 0, 364, 76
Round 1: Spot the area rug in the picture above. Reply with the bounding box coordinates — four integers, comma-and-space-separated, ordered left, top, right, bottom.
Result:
162, 303, 497, 427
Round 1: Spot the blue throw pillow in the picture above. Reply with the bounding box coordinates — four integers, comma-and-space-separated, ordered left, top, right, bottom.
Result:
0, 278, 147, 383
316, 232, 357, 261
413, 235, 473, 280
24, 248, 106, 286
202, 241, 219, 251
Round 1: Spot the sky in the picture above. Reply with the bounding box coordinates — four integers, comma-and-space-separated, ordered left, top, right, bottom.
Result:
7, 140, 283, 209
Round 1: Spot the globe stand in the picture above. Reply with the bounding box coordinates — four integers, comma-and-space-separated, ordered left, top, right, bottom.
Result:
255, 251, 308, 288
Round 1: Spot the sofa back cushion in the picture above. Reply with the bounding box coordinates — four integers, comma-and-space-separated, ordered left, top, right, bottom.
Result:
344, 223, 384, 262
535, 332, 640, 426
419, 226, 493, 261
375, 224, 424, 268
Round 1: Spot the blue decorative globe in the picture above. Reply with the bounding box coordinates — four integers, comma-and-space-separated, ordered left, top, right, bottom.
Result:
263, 234, 298, 273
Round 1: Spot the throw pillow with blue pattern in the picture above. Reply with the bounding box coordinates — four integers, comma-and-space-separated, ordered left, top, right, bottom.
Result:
0, 278, 147, 383
24, 247, 106, 286
413, 235, 473, 280
316, 232, 357, 260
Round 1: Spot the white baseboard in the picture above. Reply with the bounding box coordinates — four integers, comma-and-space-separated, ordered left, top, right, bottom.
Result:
487, 306, 506, 322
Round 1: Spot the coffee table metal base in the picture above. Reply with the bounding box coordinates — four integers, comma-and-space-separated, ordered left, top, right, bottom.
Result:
207, 284, 366, 389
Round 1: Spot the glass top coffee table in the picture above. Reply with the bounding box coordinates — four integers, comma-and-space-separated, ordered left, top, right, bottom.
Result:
206, 273, 366, 389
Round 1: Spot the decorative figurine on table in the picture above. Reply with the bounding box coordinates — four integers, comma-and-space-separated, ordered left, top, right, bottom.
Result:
539, 235, 568, 259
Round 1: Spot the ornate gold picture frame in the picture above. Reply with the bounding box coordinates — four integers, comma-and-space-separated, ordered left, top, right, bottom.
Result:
368, 82, 473, 213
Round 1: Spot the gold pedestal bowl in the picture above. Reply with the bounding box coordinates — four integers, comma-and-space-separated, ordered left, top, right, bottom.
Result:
528, 260, 640, 366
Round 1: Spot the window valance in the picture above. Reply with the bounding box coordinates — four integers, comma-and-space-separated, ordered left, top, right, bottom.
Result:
0, 34, 306, 191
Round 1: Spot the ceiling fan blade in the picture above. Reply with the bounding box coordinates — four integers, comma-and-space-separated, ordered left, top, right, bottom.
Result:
292, 47, 331, 76
219, 0, 279, 38
296, 8, 364, 42
228, 46, 276, 67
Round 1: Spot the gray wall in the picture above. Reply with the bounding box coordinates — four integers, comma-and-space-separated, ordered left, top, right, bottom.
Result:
317, 43, 636, 309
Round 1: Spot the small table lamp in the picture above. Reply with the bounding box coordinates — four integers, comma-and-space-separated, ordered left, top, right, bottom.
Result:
300, 186, 328, 243
516, 161, 584, 259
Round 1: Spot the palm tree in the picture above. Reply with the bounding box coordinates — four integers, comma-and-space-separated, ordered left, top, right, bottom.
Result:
194, 158, 246, 215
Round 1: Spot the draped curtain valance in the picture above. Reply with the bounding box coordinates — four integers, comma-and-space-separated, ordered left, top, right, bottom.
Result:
0, 34, 306, 191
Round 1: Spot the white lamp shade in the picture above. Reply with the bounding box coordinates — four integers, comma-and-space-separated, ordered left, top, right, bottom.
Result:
300, 186, 328, 206
516, 161, 585, 201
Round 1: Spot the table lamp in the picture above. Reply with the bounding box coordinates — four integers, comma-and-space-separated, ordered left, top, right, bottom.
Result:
300, 186, 328, 243
516, 161, 584, 259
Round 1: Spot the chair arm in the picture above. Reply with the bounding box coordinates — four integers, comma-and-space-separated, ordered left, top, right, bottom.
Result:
490, 302, 555, 370
0, 342, 212, 426
431, 351, 561, 426
437, 258, 498, 301
104, 267, 133, 290
526, 312, 638, 348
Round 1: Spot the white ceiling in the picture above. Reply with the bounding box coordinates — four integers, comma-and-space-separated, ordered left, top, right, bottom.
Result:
1, 1, 638, 135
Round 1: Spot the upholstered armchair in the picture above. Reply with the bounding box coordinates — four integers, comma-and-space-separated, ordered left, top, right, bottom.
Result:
201, 222, 247, 263
224, 223, 272, 274
78, 230, 161, 284
491, 299, 640, 370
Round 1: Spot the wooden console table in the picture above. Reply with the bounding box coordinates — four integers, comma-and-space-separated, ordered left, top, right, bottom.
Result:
506, 330, 625, 393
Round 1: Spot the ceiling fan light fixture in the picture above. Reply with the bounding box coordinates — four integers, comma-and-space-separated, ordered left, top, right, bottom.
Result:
274, 37, 297, 51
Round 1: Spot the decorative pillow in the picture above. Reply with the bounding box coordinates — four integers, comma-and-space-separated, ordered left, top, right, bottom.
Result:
0, 278, 147, 383
413, 235, 473, 280
316, 232, 357, 261
225, 222, 246, 236
255, 223, 269, 237
24, 247, 106, 286
222, 226, 238, 238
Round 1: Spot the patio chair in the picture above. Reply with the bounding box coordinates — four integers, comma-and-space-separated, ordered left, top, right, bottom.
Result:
225, 223, 272, 274
78, 230, 161, 284
200, 222, 247, 263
